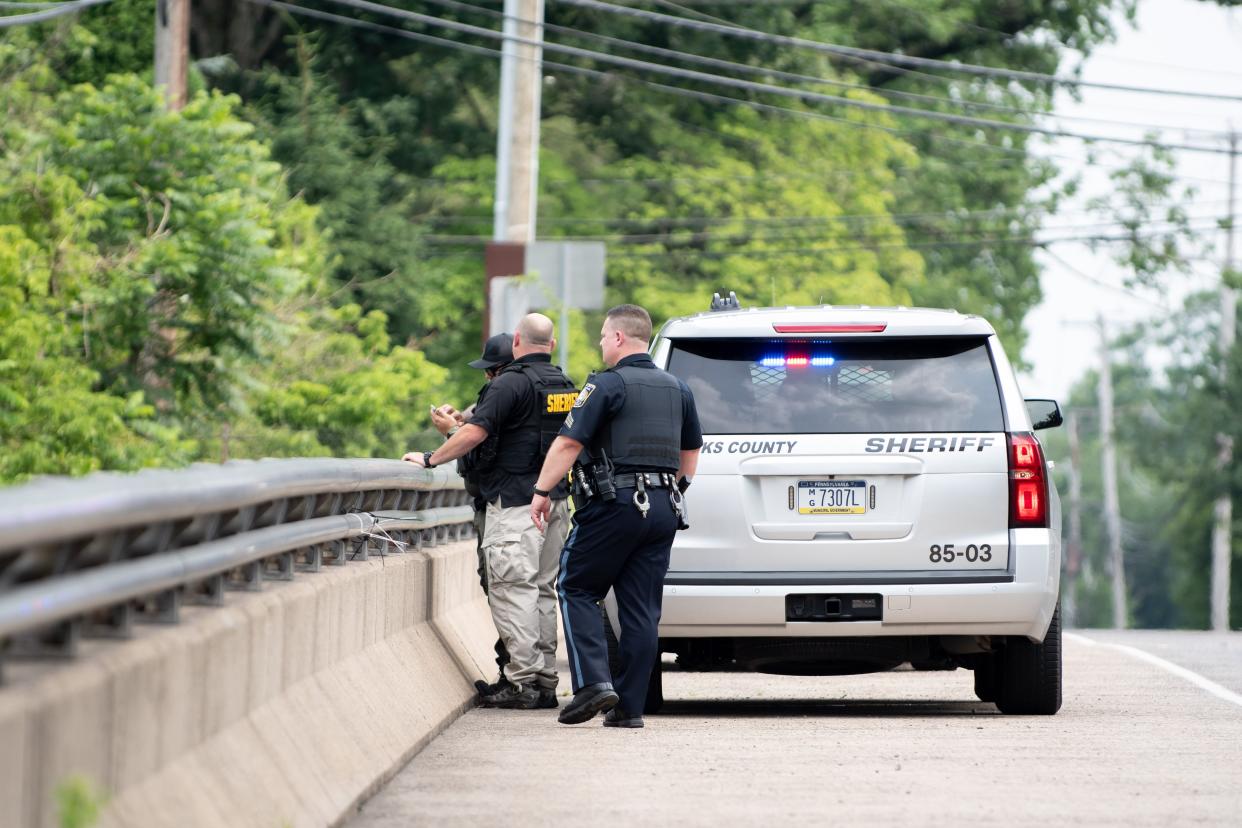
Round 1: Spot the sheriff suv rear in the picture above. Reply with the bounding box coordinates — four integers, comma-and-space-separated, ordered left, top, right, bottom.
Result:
636, 300, 1063, 715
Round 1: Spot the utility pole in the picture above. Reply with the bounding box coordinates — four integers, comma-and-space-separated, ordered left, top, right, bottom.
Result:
493, 0, 544, 244
1065, 410, 1084, 628
1211, 129, 1237, 632
153, 0, 190, 111
486, 0, 545, 339
1097, 316, 1127, 629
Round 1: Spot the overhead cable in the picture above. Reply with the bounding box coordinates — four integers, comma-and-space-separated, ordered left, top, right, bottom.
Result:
552, 0, 1242, 104
422, 216, 1226, 246
252, 0, 1029, 159
420, 0, 1205, 135
1040, 247, 1170, 309
0, 0, 109, 26
256, 0, 1231, 176
420, 204, 1235, 229
311, 0, 1233, 154
601, 230, 1205, 259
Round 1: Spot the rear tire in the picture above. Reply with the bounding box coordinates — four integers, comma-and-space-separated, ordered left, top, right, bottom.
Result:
973, 655, 997, 703
994, 603, 1062, 715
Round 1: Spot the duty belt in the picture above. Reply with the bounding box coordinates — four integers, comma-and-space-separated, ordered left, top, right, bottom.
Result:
613, 472, 677, 490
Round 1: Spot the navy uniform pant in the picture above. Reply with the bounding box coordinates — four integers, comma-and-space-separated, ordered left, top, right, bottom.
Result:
557, 485, 678, 715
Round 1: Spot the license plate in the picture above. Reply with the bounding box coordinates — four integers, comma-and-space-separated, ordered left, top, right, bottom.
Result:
798, 480, 867, 515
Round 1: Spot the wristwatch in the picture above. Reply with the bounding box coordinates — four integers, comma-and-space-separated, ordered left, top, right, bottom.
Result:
533, 485, 551, 497
422, 451, 437, 468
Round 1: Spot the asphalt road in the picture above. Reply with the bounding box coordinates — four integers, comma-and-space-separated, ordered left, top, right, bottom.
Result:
349, 630, 1242, 826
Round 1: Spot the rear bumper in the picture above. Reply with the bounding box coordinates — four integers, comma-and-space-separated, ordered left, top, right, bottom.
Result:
658, 529, 1059, 642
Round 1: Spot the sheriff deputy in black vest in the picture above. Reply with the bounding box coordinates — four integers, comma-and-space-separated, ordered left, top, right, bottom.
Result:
530, 304, 703, 728
427, 332, 513, 694
405, 313, 577, 710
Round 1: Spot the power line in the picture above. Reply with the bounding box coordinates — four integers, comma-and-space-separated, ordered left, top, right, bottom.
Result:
422, 0, 1207, 137
423, 217, 1227, 248
257, 0, 1221, 175
262, 0, 1242, 206
604, 230, 1210, 259
552, 0, 1242, 105
645, 0, 963, 88
1040, 246, 1170, 310
314, 0, 1234, 154
419, 202, 1236, 228
419, 155, 1231, 189
258, 0, 1028, 159
0, 0, 108, 26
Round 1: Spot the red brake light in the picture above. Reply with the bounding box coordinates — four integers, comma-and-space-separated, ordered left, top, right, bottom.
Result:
1008, 432, 1048, 528
772, 324, 887, 333
1013, 441, 1038, 469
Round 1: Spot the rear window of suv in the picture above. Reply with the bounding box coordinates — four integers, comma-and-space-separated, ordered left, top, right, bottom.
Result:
666, 337, 1005, 434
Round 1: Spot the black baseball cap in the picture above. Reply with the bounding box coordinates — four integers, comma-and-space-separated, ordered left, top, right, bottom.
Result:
468, 333, 514, 370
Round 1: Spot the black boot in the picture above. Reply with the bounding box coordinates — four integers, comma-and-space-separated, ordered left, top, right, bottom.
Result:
482, 680, 540, 709
557, 682, 619, 724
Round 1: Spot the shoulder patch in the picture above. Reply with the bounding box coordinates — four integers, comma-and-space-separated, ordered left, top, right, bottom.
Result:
573, 383, 596, 408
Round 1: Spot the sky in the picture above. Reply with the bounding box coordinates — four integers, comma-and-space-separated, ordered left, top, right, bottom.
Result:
1019, 0, 1242, 401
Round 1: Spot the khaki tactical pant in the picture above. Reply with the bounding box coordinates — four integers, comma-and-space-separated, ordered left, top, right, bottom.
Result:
482, 497, 570, 689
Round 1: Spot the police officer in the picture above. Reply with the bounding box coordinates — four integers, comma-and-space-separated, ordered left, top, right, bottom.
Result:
426, 332, 513, 694
406, 313, 577, 710
530, 304, 702, 728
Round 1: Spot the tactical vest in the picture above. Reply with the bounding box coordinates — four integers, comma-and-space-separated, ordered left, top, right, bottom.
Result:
597, 363, 683, 472
494, 360, 578, 474
457, 381, 492, 497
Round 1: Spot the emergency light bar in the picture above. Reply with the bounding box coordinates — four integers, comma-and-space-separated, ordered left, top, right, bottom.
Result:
772, 324, 887, 334
759, 354, 836, 368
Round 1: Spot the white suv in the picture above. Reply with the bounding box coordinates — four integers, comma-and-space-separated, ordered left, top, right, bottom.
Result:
614, 297, 1063, 715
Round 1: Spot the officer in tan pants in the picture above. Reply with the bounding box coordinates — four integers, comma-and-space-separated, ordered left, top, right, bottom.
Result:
404, 314, 577, 708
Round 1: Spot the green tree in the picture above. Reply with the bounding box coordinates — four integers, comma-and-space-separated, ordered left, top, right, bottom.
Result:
0, 34, 451, 482
1047, 297, 1241, 629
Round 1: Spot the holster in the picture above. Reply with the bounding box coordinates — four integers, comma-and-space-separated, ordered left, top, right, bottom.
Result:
570, 450, 617, 511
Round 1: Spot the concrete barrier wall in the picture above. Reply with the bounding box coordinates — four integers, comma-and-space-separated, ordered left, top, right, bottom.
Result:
0, 539, 496, 828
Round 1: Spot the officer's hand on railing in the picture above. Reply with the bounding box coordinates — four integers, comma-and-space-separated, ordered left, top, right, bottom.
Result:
531, 493, 551, 533
402, 451, 427, 467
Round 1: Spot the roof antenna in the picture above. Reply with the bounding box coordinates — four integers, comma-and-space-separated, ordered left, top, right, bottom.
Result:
709, 290, 741, 312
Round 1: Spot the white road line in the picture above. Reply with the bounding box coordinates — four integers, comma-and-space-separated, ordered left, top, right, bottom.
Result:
1067, 632, 1242, 709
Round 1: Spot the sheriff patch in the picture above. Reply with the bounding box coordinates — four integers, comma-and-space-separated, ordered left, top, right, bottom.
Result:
572, 383, 596, 408
545, 391, 577, 414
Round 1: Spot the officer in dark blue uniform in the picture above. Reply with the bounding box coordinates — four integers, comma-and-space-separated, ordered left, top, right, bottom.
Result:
530, 304, 702, 728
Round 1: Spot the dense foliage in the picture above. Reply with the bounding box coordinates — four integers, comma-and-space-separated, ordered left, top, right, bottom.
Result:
0, 28, 445, 481
3, 1, 1235, 626
1046, 291, 1241, 629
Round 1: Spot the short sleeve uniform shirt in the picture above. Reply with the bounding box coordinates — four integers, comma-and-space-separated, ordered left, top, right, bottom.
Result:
559, 353, 703, 471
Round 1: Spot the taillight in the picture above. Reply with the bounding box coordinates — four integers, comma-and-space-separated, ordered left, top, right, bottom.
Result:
1008, 432, 1048, 528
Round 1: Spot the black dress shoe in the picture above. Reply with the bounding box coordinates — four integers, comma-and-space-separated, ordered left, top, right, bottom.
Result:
557, 682, 619, 724
602, 706, 644, 728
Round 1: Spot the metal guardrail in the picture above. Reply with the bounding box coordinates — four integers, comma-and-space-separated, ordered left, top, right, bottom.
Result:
0, 458, 475, 678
